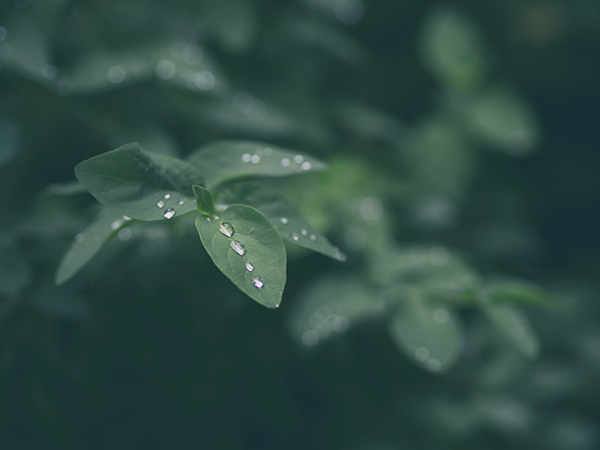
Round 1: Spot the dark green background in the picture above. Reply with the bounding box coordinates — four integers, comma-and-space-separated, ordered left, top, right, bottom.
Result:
1, 0, 599, 449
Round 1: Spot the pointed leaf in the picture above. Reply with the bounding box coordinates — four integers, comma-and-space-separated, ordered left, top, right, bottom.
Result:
388, 297, 463, 373
218, 181, 345, 261
187, 140, 327, 187
193, 185, 216, 217
55, 208, 133, 285
195, 205, 286, 308
75, 143, 204, 221
482, 303, 540, 358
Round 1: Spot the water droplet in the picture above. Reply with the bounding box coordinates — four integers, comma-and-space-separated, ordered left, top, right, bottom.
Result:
156, 200, 165, 208
301, 162, 312, 171
242, 153, 251, 163
164, 194, 171, 200
155, 60, 176, 79
219, 222, 234, 237
107, 65, 126, 84
292, 233, 299, 241
178, 198, 185, 205
246, 262, 254, 272
428, 359, 442, 372
294, 155, 304, 164
281, 158, 291, 167
310, 234, 317, 241
334, 248, 347, 261
264, 147, 273, 156
75, 234, 84, 243
274, 303, 280, 308
433, 308, 450, 325
206, 217, 212, 222
280, 217, 288, 224
111, 220, 122, 230
251, 155, 260, 164
122, 215, 132, 221
230, 240, 245, 256
415, 347, 430, 362
163, 208, 176, 219
301, 228, 308, 236
252, 276, 264, 288
118, 228, 132, 241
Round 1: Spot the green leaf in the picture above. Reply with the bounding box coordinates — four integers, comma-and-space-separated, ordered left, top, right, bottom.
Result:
388, 296, 463, 373
420, 8, 488, 89
484, 281, 561, 308
187, 140, 327, 188
0, 235, 30, 297
75, 143, 204, 221
193, 185, 216, 217
195, 205, 286, 309
218, 181, 346, 261
465, 86, 540, 156
289, 276, 385, 347
371, 247, 480, 301
482, 303, 540, 358
55, 208, 133, 285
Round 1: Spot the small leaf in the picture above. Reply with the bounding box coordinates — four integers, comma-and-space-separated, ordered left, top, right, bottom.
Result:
482, 303, 540, 358
218, 181, 345, 261
55, 208, 132, 285
289, 276, 385, 347
388, 296, 463, 373
0, 235, 30, 297
187, 140, 327, 188
195, 205, 286, 308
193, 185, 216, 217
75, 143, 204, 221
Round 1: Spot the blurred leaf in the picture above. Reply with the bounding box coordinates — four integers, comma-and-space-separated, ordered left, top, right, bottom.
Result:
0, 234, 30, 297
187, 140, 327, 188
0, 120, 19, 169
55, 208, 131, 285
193, 185, 216, 217
289, 276, 385, 347
195, 205, 286, 309
420, 8, 488, 89
465, 86, 540, 156
218, 181, 346, 261
75, 143, 203, 221
371, 247, 480, 301
482, 303, 540, 358
45, 181, 87, 197
405, 117, 475, 195
67, 40, 228, 94
333, 101, 405, 144
388, 295, 463, 373
484, 281, 561, 308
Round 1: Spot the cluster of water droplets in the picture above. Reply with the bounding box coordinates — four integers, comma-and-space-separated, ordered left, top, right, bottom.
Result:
238, 147, 314, 172
216, 221, 265, 290
299, 301, 350, 347
155, 193, 182, 219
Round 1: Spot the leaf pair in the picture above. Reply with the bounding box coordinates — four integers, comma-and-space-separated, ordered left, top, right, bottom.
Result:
57, 140, 343, 309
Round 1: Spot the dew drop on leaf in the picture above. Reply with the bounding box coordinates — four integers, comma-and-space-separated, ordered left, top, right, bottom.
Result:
301, 229, 308, 236
251, 155, 260, 164
163, 208, 176, 219
219, 222, 234, 237
281, 158, 291, 167
246, 262, 254, 272
252, 276, 264, 288
294, 155, 304, 164
301, 162, 312, 171
75, 234, 84, 242
111, 220, 122, 230
230, 240, 246, 256
164, 194, 171, 200
280, 217, 288, 224
156, 200, 165, 208
178, 198, 185, 205
292, 233, 299, 241
310, 234, 317, 241
242, 153, 251, 163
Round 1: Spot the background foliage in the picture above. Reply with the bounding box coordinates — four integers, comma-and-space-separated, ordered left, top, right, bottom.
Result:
1, 0, 600, 449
